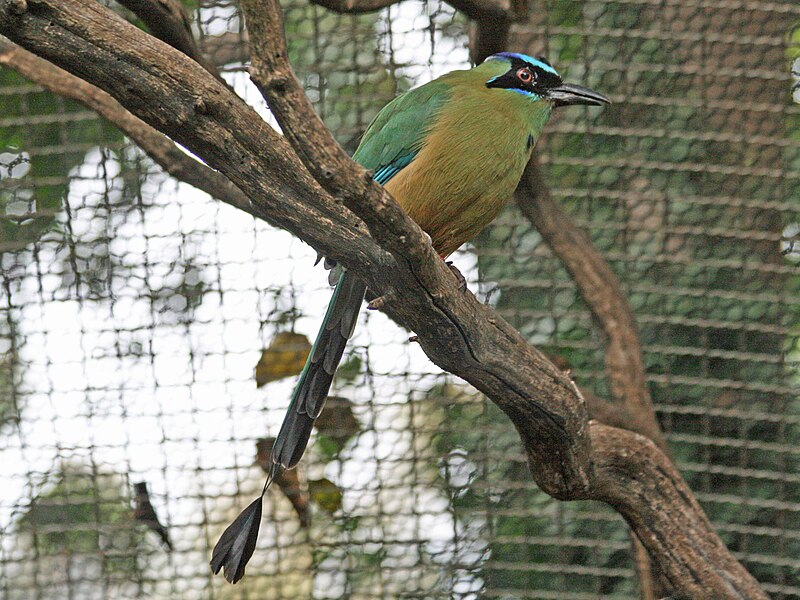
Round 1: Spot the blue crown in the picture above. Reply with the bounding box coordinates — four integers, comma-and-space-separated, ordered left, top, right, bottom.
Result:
487, 52, 560, 77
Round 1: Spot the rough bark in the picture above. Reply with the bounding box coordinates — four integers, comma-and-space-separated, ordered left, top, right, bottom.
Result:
0, 0, 769, 597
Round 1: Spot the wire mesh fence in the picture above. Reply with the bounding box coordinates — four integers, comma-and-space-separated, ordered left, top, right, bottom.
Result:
1, 0, 799, 598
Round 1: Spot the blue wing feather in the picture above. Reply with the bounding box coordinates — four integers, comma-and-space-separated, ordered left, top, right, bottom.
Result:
372, 153, 416, 184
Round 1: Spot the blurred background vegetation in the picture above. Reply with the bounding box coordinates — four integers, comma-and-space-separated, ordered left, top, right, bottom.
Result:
0, 0, 798, 598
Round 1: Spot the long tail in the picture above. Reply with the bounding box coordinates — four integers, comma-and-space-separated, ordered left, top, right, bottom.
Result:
211, 270, 365, 584
270, 269, 366, 477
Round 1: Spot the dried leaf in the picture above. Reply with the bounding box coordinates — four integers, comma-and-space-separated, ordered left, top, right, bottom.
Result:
255, 438, 310, 527
255, 331, 311, 387
308, 478, 342, 514
313, 396, 359, 447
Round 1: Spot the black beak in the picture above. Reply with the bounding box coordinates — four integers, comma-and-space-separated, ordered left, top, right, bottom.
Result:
548, 83, 610, 107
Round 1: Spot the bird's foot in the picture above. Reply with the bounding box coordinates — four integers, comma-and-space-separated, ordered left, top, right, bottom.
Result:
367, 295, 386, 310
445, 261, 468, 292
367, 290, 395, 310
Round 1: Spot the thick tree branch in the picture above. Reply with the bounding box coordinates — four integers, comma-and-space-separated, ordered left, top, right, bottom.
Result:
238, 3, 760, 597
0, 0, 767, 597
240, 0, 592, 496
0, 0, 381, 271
1, 0, 592, 497
591, 422, 764, 599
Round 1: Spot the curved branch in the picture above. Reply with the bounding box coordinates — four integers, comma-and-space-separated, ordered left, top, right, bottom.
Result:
238, 4, 759, 598
0, 0, 592, 495
0, 1, 766, 597
516, 158, 667, 452
591, 422, 765, 599
241, 0, 593, 496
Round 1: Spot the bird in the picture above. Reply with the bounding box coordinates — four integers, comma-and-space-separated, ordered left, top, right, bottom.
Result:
211, 51, 609, 583
133, 481, 173, 551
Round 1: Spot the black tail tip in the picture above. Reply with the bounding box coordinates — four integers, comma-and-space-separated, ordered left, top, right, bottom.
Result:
210, 496, 263, 584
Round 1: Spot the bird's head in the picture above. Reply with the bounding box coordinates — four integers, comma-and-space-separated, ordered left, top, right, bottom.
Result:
483, 52, 610, 107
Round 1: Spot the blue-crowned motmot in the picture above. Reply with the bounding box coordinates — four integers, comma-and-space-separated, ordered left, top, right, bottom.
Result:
212, 52, 609, 583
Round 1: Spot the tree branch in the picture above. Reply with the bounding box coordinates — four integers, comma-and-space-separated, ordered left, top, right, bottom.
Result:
516, 158, 667, 452
240, 0, 592, 496
116, 0, 222, 79
590, 422, 764, 598
1, 0, 592, 496
0, 0, 767, 597
310, 0, 401, 14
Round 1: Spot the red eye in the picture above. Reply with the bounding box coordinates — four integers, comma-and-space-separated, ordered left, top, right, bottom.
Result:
517, 68, 533, 83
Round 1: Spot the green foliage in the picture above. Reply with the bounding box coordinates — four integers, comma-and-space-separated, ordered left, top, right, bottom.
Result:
18, 466, 143, 577
0, 304, 21, 434
0, 68, 124, 252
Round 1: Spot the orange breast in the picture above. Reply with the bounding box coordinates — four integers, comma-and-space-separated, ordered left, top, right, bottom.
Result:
384, 95, 532, 257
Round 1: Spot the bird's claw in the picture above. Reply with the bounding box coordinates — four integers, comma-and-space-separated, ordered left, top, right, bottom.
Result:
445, 261, 468, 292
367, 295, 386, 310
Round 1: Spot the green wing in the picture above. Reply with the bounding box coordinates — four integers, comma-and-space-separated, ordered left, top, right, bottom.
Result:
353, 79, 451, 184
